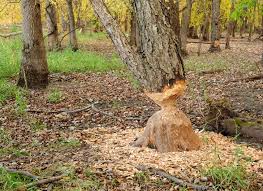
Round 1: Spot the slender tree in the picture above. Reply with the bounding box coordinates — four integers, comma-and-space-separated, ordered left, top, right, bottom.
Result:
209, 0, 221, 52
181, 0, 192, 55
66, 0, 78, 51
46, 0, 59, 51
225, 0, 235, 49
90, 0, 201, 152
18, 0, 48, 89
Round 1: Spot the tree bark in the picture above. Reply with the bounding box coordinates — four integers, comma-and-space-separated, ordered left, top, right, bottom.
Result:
61, 13, 68, 32
181, 0, 192, 55
18, 0, 48, 89
90, 0, 201, 152
209, 0, 221, 52
225, 0, 235, 49
66, 0, 78, 51
46, 0, 59, 51
248, 4, 256, 42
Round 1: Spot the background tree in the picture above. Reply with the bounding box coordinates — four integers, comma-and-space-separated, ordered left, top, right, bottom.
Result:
90, 0, 201, 152
209, 0, 221, 52
226, 0, 235, 49
46, 0, 59, 51
181, 0, 193, 55
66, 0, 78, 51
17, 0, 48, 89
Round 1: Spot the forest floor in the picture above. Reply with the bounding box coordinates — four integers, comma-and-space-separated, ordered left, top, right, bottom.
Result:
0, 33, 263, 191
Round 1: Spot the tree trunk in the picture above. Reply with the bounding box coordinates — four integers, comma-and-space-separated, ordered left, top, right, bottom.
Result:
90, 0, 201, 152
46, 0, 59, 51
209, 0, 221, 52
240, 17, 246, 38
61, 13, 68, 32
66, 0, 78, 51
17, 0, 48, 89
248, 5, 256, 42
232, 20, 236, 37
181, 0, 192, 55
225, 0, 235, 49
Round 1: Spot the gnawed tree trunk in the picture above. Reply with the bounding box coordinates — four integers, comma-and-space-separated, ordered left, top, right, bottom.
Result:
90, 0, 201, 152
66, 0, 78, 51
18, 0, 48, 89
181, 0, 192, 55
209, 0, 221, 52
46, 0, 59, 51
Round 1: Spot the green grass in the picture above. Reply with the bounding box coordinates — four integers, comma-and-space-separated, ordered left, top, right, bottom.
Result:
0, 167, 37, 191
48, 49, 124, 73
205, 164, 249, 191
0, 80, 19, 106
77, 31, 108, 42
0, 147, 30, 157
0, 36, 124, 105
48, 88, 63, 103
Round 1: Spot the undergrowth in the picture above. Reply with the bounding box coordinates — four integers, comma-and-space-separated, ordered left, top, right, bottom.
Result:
0, 167, 36, 191
204, 147, 254, 191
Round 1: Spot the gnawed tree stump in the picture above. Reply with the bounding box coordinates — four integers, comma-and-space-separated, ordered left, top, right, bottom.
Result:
132, 81, 201, 152
90, 0, 201, 152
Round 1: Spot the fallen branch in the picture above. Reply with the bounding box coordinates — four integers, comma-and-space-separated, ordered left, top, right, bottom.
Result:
26, 105, 91, 114
228, 74, 263, 83
136, 165, 209, 191
27, 102, 150, 122
4, 168, 39, 180
59, 27, 80, 46
91, 103, 122, 121
25, 175, 65, 188
0, 31, 22, 38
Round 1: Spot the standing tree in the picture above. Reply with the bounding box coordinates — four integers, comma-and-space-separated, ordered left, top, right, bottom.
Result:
225, 0, 235, 49
90, 0, 201, 152
46, 0, 59, 51
18, 0, 49, 89
209, 0, 221, 52
181, 0, 193, 55
66, 0, 78, 51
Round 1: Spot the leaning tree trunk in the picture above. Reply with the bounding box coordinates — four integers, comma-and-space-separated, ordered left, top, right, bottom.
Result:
181, 0, 192, 55
209, 0, 221, 52
66, 0, 78, 51
46, 0, 59, 51
18, 0, 48, 89
90, 0, 201, 152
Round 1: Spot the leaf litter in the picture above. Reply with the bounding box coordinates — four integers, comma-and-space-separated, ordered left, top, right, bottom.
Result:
0, 38, 263, 190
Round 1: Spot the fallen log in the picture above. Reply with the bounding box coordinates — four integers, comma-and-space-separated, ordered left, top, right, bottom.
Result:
136, 165, 209, 191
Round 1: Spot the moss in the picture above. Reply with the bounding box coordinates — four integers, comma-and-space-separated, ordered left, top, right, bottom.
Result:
234, 118, 262, 128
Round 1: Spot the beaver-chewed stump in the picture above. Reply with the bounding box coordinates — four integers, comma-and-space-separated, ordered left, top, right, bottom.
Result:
132, 81, 201, 152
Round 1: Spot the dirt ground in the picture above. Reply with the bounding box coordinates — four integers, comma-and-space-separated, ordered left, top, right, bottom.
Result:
0, 37, 263, 190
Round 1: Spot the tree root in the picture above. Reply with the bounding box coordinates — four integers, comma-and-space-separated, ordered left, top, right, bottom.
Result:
136, 165, 210, 191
